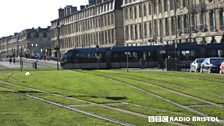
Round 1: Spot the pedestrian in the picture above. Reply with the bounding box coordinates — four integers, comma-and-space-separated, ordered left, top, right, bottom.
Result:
9, 58, 12, 64
139, 58, 145, 69
220, 34, 224, 43
13, 58, 15, 64
211, 36, 217, 43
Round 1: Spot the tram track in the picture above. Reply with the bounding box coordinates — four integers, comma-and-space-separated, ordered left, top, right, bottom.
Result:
2, 69, 223, 125
115, 71, 224, 100
0, 85, 133, 126
149, 71, 224, 85
0, 74, 188, 126
80, 71, 224, 125
6, 72, 195, 117
97, 72, 224, 108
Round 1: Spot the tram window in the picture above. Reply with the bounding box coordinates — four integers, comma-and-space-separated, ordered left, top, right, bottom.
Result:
179, 50, 196, 60
132, 52, 138, 58
143, 52, 147, 59
112, 52, 126, 62
88, 53, 91, 58
129, 52, 139, 62
191, 51, 195, 57
218, 50, 224, 57
76, 53, 79, 57
61, 51, 73, 63
143, 51, 157, 61
92, 53, 95, 57
208, 50, 217, 57
181, 50, 190, 56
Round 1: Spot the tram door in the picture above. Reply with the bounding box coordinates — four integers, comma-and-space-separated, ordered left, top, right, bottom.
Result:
105, 50, 111, 69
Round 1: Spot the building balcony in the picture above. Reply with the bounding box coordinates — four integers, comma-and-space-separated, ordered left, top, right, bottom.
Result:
210, 26, 216, 32
196, 3, 206, 12
188, 5, 196, 13
198, 24, 208, 32
183, 28, 189, 33
190, 26, 198, 33
221, 25, 224, 31
188, 3, 206, 13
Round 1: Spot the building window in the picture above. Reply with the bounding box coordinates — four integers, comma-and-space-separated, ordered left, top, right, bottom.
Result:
112, 29, 115, 42
158, 0, 162, 13
111, 13, 114, 25
177, 16, 182, 33
154, 20, 158, 37
159, 19, 163, 37
183, 0, 187, 7
134, 6, 137, 19
200, 11, 207, 32
131, 25, 133, 40
125, 26, 129, 41
171, 17, 176, 35
209, 10, 216, 31
139, 5, 142, 18
139, 24, 142, 39
149, 21, 152, 38
135, 24, 138, 39
208, 0, 214, 3
164, 0, 168, 11
144, 22, 148, 38
153, 1, 157, 14
191, 13, 198, 32
125, 8, 128, 20
148, 2, 151, 15
220, 8, 224, 30
183, 15, 188, 33
176, 0, 180, 9
130, 7, 133, 19
170, 0, 175, 10
143, 3, 147, 17
165, 18, 169, 36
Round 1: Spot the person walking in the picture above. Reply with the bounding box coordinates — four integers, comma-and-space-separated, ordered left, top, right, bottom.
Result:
13, 58, 16, 64
139, 58, 145, 69
9, 58, 12, 64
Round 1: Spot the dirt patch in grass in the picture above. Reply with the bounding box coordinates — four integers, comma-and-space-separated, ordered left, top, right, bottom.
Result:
106, 96, 127, 100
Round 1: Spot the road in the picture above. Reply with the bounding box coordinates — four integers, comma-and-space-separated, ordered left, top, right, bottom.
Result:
0, 58, 59, 69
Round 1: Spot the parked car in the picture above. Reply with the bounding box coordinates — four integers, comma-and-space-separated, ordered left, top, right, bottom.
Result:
200, 57, 224, 73
220, 62, 224, 74
190, 58, 205, 72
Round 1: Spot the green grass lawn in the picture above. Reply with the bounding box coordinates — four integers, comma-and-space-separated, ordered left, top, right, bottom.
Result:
0, 69, 223, 126
0, 87, 117, 126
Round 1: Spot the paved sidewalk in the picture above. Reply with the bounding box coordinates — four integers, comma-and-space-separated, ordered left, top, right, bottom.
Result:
0, 58, 58, 69
0, 61, 27, 69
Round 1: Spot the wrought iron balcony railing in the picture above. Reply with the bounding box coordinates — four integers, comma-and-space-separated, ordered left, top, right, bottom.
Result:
188, 3, 206, 13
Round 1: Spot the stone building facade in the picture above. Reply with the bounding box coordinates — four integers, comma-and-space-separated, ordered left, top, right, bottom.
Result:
122, 0, 224, 46
0, 27, 51, 58
51, 0, 124, 56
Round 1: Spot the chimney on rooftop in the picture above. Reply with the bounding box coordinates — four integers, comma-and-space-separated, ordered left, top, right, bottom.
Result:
80, 5, 85, 10
58, 8, 65, 18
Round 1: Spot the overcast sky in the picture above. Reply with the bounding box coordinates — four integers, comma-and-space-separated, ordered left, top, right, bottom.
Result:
0, 0, 88, 37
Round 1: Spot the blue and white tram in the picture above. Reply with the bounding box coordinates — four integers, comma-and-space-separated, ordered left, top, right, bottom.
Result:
60, 43, 224, 69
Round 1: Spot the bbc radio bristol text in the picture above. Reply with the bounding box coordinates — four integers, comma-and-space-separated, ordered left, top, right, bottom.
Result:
148, 116, 219, 122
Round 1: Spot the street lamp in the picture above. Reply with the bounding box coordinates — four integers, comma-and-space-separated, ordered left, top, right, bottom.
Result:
0, 51, 1, 62
95, 45, 100, 70
20, 46, 23, 71
54, 46, 60, 70
124, 51, 131, 72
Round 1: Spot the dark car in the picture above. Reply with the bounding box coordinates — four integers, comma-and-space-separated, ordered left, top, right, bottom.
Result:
190, 58, 205, 72
200, 57, 224, 73
220, 62, 224, 74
